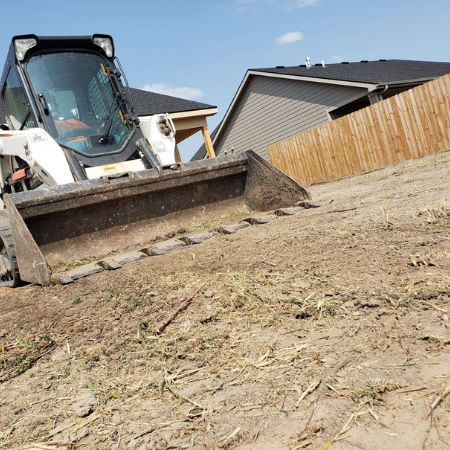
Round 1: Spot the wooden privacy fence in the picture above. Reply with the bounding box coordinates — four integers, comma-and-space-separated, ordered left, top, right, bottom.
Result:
267, 73, 450, 186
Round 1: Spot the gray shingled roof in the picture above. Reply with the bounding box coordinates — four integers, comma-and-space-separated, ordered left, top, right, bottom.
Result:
0, 88, 215, 124
253, 59, 450, 85
129, 88, 215, 116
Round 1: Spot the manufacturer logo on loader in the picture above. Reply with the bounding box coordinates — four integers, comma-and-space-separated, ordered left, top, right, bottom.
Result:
30, 133, 47, 143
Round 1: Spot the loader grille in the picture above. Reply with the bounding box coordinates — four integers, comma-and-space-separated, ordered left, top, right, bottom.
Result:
88, 68, 115, 119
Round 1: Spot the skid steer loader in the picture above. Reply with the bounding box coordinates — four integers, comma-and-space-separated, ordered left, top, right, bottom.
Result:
0, 34, 311, 287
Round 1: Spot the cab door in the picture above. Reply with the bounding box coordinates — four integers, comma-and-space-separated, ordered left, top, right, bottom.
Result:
1, 67, 37, 130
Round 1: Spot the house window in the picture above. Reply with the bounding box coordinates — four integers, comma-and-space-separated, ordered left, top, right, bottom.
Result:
2, 68, 36, 129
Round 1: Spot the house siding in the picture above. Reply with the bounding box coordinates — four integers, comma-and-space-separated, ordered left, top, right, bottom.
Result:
214, 75, 368, 160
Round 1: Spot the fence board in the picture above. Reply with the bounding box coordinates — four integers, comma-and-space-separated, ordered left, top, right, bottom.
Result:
268, 73, 450, 186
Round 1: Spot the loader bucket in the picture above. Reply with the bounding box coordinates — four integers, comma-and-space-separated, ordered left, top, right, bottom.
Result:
5, 151, 310, 286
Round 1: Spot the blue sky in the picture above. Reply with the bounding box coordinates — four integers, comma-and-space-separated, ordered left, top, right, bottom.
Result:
1, 0, 450, 159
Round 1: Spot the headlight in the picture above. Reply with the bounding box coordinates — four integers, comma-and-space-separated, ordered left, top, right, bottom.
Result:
93, 37, 114, 58
14, 38, 37, 61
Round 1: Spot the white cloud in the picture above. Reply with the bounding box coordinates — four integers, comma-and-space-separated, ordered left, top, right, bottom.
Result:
142, 83, 205, 100
276, 31, 304, 46
332, 55, 343, 63
288, 0, 318, 8
235, 0, 258, 11
233, 0, 318, 10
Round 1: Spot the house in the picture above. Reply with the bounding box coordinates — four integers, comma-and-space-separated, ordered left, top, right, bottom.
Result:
0, 88, 218, 156
193, 59, 450, 161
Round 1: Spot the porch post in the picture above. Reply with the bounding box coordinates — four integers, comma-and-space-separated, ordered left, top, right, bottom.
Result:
201, 126, 216, 158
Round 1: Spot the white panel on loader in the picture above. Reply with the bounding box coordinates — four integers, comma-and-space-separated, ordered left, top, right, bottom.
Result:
0, 129, 74, 186
139, 114, 177, 166
85, 159, 146, 179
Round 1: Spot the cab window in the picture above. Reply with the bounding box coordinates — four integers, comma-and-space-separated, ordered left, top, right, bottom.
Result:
27, 52, 132, 156
2, 68, 36, 129
52, 90, 78, 119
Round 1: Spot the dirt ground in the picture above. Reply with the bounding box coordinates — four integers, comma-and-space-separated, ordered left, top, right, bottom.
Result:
0, 151, 449, 450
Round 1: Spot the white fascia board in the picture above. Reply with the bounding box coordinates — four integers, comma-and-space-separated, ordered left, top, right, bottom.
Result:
138, 108, 218, 121
248, 70, 379, 91
212, 70, 378, 145
169, 108, 218, 120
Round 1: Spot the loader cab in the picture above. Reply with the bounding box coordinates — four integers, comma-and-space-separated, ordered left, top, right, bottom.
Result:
0, 34, 142, 177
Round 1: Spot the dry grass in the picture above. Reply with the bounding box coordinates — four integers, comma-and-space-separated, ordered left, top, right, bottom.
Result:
0, 332, 60, 381
1, 151, 450, 449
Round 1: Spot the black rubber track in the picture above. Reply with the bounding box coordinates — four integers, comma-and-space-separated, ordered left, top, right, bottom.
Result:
0, 212, 21, 288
